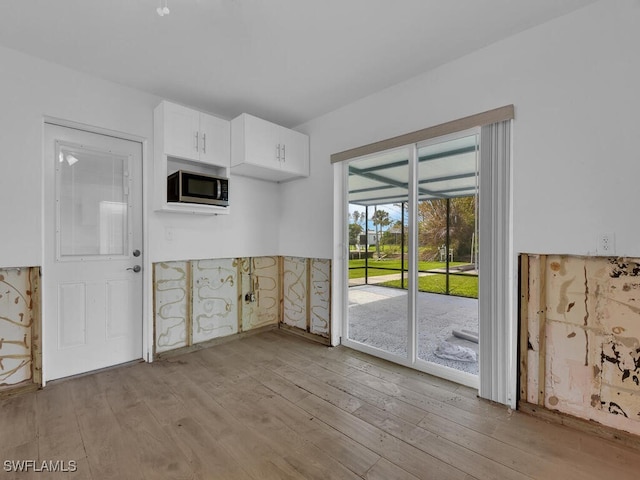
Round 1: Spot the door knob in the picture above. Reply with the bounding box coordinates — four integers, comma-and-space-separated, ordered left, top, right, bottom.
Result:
133, 249, 141, 257
127, 265, 142, 273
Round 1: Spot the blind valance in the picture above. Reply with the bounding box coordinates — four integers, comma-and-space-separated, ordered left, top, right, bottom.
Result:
330, 104, 514, 164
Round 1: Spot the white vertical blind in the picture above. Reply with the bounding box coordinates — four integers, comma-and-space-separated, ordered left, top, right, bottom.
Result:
478, 120, 514, 407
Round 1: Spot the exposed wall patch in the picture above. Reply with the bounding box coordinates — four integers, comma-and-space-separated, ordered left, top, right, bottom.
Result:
155, 256, 331, 355
0, 267, 40, 391
522, 255, 640, 437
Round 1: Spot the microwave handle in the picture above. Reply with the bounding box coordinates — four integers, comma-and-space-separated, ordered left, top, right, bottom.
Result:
216, 179, 221, 199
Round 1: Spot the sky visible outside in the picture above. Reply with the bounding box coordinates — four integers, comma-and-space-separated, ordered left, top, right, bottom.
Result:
349, 202, 404, 232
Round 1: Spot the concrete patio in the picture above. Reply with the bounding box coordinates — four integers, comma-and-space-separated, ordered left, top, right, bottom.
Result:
347, 284, 479, 375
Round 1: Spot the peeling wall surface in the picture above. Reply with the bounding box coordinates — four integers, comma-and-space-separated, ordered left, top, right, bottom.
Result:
524, 255, 640, 436
0, 268, 36, 387
154, 256, 330, 354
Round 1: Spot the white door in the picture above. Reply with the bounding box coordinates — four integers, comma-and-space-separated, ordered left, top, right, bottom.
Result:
43, 124, 143, 381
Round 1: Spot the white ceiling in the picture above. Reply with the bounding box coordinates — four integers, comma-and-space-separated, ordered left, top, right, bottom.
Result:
0, 0, 597, 127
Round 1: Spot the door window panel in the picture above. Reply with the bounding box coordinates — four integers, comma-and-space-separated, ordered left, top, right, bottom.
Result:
56, 143, 130, 258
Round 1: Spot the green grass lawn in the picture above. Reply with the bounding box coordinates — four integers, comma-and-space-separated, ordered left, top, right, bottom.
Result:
380, 274, 478, 298
348, 259, 467, 279
349, 258, 478, 298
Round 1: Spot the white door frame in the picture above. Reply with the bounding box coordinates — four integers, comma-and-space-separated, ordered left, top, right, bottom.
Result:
41, 117, 151, 386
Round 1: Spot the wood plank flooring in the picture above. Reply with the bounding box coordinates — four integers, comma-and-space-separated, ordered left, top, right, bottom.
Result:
1, 330, 639, 479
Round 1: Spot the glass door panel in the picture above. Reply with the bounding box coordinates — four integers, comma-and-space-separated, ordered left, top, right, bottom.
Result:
347, 147, 410, 359
415, 134, 480, 376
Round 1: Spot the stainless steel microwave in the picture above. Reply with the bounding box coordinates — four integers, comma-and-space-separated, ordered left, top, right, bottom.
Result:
167, 170, 229, 207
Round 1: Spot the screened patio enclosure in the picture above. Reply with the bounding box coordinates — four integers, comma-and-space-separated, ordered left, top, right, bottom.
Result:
346, 132, 480, 381
348, 134, 479, 295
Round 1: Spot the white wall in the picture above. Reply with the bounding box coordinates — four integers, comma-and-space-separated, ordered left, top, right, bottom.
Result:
0, 44, 281, 365
282, 0, 640, 259
280, 0, 640, 346
149, 174, 280, 262
0, 44, 281, 269
4, 0, 640, 366
0, 45, 158, 269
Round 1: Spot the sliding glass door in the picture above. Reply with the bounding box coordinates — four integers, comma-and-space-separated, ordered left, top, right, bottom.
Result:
344, 131, 480, 387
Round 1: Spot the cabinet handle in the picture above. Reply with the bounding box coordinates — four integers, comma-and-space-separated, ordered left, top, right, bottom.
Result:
202, 132, 206, 154
282, 144, 286, 162
195, 131, 199, 152
276, 144, 281, 161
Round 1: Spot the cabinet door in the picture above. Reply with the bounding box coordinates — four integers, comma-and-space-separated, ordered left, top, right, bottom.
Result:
199, 113, 230, 168
163, 102, 200, 161
244, 114, 280, 169
280, 127, 309, 177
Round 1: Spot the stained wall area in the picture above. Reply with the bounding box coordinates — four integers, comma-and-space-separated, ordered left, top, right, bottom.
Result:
521, 254, 640, 436
0, 267, 41, 392
154, 256, 330, 355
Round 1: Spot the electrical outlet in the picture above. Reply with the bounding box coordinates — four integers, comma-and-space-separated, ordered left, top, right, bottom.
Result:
598, 233, 615, 255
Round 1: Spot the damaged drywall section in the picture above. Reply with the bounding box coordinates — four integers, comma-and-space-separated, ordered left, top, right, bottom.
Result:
309, 258, 331, 338
154, 261, 190, 354
281, 257, 331, 341
154, 256, 331, 356
239, 256, 280, 331
192, 258, 239, 343
0, 267, 41, 394
521, 254, 640, 437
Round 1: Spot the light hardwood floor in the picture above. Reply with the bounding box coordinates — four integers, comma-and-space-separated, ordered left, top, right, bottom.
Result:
1, 330, 639, 479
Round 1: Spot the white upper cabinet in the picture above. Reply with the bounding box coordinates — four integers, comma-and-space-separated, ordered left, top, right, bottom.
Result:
160, 101, 230, 168
154, 101, 230, 215
279, 127, 310, 177
199, 111, 231, 167
231, 113, 309, 182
